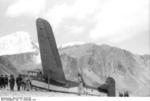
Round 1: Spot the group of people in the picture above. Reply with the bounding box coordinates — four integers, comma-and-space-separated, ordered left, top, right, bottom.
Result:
119, 91, 129, 97
0, 75, 8, 89
0, 74, 32, 91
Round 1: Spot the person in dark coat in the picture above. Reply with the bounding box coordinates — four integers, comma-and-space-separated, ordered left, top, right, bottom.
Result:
9, 75, 15, 91
16, 74, 22, 91
4, 75, 8, 89
97, 77, 116, 97
0, 75, 5, 89
0, 75, 2, 88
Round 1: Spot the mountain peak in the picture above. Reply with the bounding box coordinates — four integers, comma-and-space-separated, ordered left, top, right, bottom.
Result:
0, 31, 36, 56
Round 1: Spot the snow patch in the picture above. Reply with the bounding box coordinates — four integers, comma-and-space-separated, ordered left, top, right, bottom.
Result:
0, 31, 36, 56
59, 42, 85, 49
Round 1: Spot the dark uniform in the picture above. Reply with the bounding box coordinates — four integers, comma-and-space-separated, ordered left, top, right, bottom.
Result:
0, 75, 2, 88
9, 75, 15, 91
16, 75, 22, 91
0, 75, 5, 89
4, 75, 8, 88
98, 77, 116, 97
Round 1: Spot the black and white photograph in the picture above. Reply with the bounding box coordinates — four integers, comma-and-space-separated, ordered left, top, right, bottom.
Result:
0, 0, 149, 100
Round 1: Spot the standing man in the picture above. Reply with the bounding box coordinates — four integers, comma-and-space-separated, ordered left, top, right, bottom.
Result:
21, 77, 26, 91
0, 75, 2, 89
1, 75, 5, 89
4, 75, 8, 89
26, 76, 32, 91
78, 73, 83, 95
16, 74, 22, 91
9, 75, 15, 91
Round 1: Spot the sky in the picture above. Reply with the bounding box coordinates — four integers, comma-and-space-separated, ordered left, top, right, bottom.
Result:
0, 0, 149, 55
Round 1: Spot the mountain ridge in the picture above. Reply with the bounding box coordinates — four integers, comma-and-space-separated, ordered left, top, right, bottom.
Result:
59, 43, 150, 96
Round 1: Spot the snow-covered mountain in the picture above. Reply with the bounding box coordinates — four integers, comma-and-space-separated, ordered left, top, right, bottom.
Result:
0, 32, 36, 56
0, 32, 41, 73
